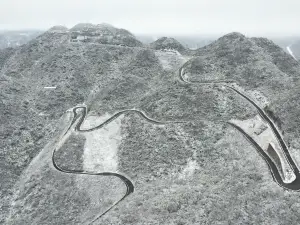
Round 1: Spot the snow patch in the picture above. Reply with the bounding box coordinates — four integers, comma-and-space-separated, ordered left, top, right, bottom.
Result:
156, 50, 190, 70
179, 159, 200, 179
82, 113, 123, 172
80, 113, 112, 130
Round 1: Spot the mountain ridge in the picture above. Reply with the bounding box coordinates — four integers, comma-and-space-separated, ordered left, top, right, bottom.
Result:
1, 25, 300, 225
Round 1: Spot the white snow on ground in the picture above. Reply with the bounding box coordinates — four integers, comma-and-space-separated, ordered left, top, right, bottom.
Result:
178, 159, 200, 179
155, 50, 190, 70
80, 113, 112, 130
71, 111, 126, 222
287, 46, 297, 61
38, 112, 49, 116
82, 113, 124, 172
230, 115, 296, 184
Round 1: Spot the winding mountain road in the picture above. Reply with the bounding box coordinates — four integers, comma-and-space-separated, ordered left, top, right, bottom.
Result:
51, 63, 300, 224
179, 64, 300, 191
53, 106, 185, 224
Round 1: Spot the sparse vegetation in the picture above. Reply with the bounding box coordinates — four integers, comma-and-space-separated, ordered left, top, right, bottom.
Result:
2, 25, 300, 225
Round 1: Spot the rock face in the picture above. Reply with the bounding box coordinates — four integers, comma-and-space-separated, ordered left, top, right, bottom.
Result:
150, 37, 188, 54
1, 27, 300, 225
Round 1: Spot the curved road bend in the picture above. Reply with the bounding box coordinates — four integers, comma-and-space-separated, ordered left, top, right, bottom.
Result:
53, 106, 186, 224
228, 122, 300, 190
179, 65, 300, 190
50, 64, 300, 223
72, 107, 186, 133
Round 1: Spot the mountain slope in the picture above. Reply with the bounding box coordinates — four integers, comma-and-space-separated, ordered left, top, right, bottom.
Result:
184, 32, 300, 146
2, 27, 300, 225
185, 32, 300, 99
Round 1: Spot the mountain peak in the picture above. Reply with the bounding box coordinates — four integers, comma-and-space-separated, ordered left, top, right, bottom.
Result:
225, 32, 245, 37
68, 23, 142, 47
150, 36, 187, 53
47, 25, 69, 33
218, 32, 246, 41
70, 23, 96, 31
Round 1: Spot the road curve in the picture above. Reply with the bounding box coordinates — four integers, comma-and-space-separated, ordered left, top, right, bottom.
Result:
51, 63, 300, 224
228, 122, 300, 191
53, 106, 186, 224
179, 64, 300, 191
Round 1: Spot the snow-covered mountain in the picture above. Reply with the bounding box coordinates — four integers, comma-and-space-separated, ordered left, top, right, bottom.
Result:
2, 24, 300, 224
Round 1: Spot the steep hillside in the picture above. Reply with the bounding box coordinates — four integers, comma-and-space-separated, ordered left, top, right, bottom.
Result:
185, 32, 300, 98
2, 27, 300, 225
184, 32, 300, 148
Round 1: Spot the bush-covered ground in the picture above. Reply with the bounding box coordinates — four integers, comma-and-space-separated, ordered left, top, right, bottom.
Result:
2, 25, 300, 224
